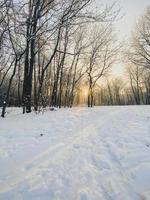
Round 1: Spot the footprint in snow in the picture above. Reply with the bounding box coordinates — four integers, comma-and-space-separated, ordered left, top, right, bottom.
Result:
92, 156, 111, 170
73, 144, 80, 149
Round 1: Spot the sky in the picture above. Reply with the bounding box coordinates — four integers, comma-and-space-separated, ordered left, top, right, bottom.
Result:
116, 0, 150, 40
100, 0, 150, 76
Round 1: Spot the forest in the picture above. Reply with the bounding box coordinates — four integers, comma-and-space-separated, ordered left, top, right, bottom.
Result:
1, 1, 150, 199
0, 0, 150, 117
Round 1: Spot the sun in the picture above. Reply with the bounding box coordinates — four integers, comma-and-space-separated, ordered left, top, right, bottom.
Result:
82, 87, 88, 98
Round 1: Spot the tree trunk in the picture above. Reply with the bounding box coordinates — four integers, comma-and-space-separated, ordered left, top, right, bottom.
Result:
1, 59, 18, 117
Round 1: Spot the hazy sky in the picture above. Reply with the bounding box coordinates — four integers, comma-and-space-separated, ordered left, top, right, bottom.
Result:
102, 0, 150, 76
116, 0, 150, 40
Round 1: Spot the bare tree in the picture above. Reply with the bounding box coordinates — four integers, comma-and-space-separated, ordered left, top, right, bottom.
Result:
86, 25, 119, 107
1, 1, 25, 117
128, 6, 150, 69
127, 65, 144, 105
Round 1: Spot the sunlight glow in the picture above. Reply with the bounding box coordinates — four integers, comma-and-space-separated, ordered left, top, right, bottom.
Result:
83, 87, 89, 98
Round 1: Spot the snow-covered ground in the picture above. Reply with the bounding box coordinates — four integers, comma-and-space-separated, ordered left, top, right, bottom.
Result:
0, 106, 150, 200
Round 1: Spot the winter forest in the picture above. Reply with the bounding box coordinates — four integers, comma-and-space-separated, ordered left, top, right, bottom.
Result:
1, 0, 150, 200
1, 0, 150, 116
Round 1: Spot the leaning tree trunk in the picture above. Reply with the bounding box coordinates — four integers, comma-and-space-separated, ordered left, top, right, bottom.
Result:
1, 59, 18, 117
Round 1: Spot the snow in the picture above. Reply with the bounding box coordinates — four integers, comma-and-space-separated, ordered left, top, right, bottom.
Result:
0, 106, 150, 200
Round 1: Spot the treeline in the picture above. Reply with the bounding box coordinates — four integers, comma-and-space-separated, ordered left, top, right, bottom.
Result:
93, 74, 150, 106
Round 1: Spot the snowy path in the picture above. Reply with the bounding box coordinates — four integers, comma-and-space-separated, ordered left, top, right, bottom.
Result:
0, 106, 150, 200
